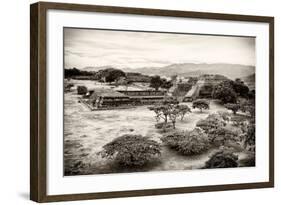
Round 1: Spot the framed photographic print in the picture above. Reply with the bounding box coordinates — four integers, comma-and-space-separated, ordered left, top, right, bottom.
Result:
30, 1, 274, 202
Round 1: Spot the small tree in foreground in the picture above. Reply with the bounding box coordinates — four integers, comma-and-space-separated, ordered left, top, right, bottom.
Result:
148, 106, 165, 123
224, 103, 240, 115
167, 109, 180, 129
204, 151, 238, 169
148, 100, 182, 129
177, 104, 192, 121
99, 134, 161, 167
192, 99, 210, 112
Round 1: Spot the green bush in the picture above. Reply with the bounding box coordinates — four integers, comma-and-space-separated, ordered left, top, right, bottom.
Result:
100, 134, 161, 167
161, 128, 210, 155
204, 151, 238, 169
176, 104, 192, 120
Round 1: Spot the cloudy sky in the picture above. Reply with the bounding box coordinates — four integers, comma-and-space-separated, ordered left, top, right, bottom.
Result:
64, 28, 255, 69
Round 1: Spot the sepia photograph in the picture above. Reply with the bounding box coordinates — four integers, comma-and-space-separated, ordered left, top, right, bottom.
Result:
63, 28, 256, 176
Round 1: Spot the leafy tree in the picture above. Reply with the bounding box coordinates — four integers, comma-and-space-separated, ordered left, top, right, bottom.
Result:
99, 134, 161, 167
233, 78, 250, 98
213, 79, 250, 103
148, 104, 170, 124
161, 79, 173, 89
161, 128, 210, 156
176, 104, 192, 120
77, 86, 87, 95
192, 99, 210, 112
148, 100, 181, 129
150, 75, 163, 91
204, 151, 238, 169
212, 80, 237, 104
224, 103, 240, 114
104, 68, 126, 83
167, 108, 180, 129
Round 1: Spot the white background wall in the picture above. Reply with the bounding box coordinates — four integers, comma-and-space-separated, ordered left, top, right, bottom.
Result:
0, 0, 279, 204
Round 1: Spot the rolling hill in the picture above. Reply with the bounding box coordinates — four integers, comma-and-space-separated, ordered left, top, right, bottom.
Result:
130, 63, 255, 80
82, 63, 255, 80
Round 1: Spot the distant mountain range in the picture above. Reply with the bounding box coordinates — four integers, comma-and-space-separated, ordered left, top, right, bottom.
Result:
83, 66, 111, 71
83, 63, 255, 80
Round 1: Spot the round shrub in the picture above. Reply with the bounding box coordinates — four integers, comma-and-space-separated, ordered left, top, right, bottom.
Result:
162, 128, 210, 156
192, 99, 210, 112
100, 134, 161, 167
204, 150, 238, 169
77, 86, 87, 95
196, 113, 226, 133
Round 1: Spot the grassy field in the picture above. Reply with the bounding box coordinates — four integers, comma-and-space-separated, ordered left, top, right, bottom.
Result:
64, 80, 249, 175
